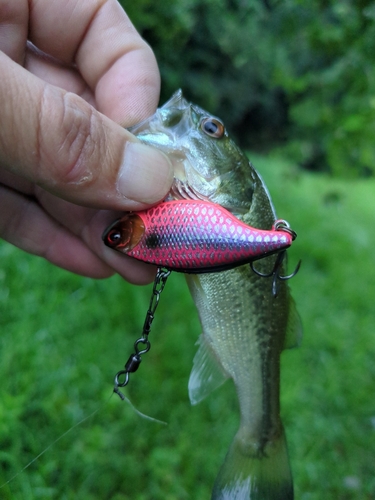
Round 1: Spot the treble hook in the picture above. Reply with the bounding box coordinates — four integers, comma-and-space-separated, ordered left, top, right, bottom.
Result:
250, 219, 301, 297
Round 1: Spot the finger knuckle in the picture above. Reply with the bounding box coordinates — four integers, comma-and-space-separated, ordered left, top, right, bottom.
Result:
37, 88, 103, 187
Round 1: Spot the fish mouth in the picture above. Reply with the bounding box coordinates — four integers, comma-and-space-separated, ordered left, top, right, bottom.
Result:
129, 90, 195, 152
130, 90, 221, 151
129, 90, 221, 203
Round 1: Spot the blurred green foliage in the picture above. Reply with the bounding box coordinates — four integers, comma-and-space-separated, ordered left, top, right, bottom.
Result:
1, 154, 375, 499
121, 0, 375, 177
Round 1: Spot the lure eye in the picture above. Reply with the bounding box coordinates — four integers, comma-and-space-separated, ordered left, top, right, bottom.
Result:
106, 229, 122, 246
201, 117, 225, 138
103, 214, 145, 252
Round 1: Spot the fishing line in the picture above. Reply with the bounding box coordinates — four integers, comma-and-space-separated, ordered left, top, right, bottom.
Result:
121, 394, 167, 425
0, 391, 166, 489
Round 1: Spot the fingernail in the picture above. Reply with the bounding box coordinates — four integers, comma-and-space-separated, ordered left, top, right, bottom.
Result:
117, 142, 173, 203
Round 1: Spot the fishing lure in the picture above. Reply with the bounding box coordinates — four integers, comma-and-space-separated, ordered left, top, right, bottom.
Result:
102, 199, 295, 273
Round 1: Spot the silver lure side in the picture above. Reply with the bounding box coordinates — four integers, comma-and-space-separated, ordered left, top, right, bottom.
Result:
130, 91, 302, 500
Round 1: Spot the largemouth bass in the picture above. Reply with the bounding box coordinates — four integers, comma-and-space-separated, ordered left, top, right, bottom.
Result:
128, 90, 302, 499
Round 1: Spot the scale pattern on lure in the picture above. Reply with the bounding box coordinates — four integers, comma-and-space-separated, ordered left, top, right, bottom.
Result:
103, 199, 295, 273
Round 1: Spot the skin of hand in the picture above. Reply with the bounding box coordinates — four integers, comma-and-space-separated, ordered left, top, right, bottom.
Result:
0, 0, 174, 284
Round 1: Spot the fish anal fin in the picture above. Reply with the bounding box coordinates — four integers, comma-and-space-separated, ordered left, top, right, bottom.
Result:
283, 296, 303, 350
188, 334, 229, 405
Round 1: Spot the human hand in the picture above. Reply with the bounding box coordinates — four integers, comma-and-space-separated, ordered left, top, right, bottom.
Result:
0, 0, 174, 284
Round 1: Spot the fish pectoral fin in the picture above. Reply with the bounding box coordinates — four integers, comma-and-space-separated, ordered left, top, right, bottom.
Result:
188, 334, 229, 405
283, 296, 303, 350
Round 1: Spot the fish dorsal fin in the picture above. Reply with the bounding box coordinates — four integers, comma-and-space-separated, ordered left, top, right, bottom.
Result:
188, 334, 229, 405
283, 296, 303, 350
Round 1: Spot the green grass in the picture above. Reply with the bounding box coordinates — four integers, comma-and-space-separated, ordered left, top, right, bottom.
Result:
1, 153, 375, 499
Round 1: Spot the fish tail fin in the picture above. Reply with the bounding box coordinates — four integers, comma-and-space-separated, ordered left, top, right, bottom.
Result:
212, 426, 293, 500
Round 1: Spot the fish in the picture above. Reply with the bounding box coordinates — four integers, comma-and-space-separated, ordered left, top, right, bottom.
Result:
125, 90, 302, 499
103, 199, 295, 273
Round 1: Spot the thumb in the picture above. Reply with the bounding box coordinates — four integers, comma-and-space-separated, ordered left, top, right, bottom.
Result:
0, 52, 173, 210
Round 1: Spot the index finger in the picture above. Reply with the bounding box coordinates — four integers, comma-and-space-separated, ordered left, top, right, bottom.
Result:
28, 0, 160, 125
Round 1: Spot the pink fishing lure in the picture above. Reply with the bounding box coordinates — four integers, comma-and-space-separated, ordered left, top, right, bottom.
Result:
103, 199, 294, 273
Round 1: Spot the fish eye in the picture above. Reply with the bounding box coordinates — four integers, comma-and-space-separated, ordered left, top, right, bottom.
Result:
106, 229, 122, 246
201, 117, 225, 138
